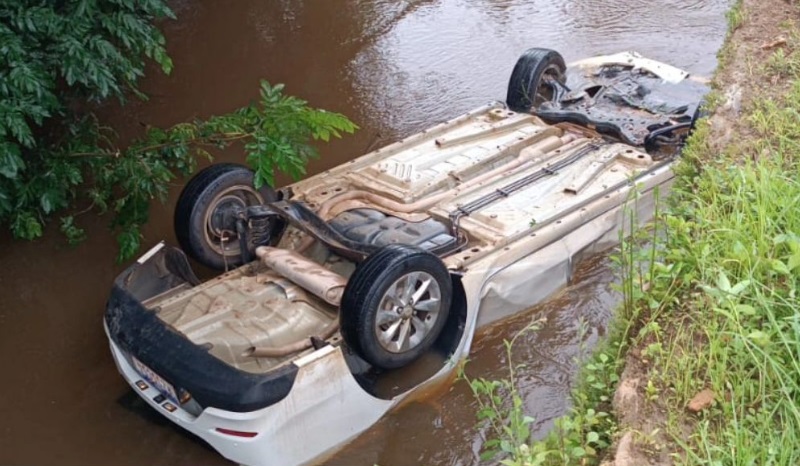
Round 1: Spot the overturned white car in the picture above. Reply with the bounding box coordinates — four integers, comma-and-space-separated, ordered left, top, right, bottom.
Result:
104, 49, 706, 465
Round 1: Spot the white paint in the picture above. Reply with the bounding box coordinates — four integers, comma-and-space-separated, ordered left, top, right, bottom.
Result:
571, 51, 690, 83
136, 241, 165, 264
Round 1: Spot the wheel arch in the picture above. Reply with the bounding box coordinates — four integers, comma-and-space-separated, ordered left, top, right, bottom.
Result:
432, 272, 468, 359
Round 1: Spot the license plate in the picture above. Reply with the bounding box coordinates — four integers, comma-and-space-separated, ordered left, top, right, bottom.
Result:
132, 356, 179, 404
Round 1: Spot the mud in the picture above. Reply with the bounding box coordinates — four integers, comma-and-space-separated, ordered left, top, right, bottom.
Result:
0, 1, 730, 465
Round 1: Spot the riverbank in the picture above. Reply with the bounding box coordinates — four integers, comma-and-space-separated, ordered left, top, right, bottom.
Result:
467, 0, 800, 464
604, 0, 800, 463
566, 0, 800, 464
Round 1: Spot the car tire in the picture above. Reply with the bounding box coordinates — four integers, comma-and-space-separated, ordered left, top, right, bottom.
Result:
506, 48, 566, 112
340, 244, 452, 370
174, 163, 277, 270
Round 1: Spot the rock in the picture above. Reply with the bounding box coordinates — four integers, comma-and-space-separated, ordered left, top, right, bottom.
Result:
613, 431, 656, 466
687, 388, 715, 412
708, 114, 733, 149
613, 377, 641, 415
722, 84, 742, 116
614, 432, 637, 466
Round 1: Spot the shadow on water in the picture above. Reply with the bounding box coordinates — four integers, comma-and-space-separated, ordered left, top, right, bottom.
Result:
0, 1, 730, 465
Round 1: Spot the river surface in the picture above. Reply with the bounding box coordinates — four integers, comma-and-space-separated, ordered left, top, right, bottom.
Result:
0, 1, 729, 465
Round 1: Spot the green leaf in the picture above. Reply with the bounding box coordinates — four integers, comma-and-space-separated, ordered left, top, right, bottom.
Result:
747, 330, 770, 347
773, 233, 797, 245
60, 216, 86, 245
0, 144, 25, 178
716, 270, 731, 293
479, 449, 499, 462
571, 446, 587, 458
40, 193, 54, 213
477, 407, 496, 421
116, 225, 142, 263
729, 279, 750, 296
11, 212, 43, 239
789, 250, 800, 271
770, 259, 791, 275
499, 440, 513, 453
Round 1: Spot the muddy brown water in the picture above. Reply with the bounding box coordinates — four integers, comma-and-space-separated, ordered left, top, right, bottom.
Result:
0, 1, 730, 465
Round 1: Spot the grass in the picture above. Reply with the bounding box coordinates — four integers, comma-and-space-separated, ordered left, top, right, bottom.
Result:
649, 51, 800, 462
765, 48, 800, 78
763, 21, 800, 79
462, 1, 800, 464
649, 151, 800, 465
717, 0, 744, 69
726, 0, 745, 32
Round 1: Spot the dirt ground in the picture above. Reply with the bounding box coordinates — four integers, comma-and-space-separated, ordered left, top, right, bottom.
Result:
602, 1, 799, 465
706, 0, 799, 156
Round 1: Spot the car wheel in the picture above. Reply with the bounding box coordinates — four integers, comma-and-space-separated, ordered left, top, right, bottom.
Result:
506, 48, 566, 112
340, 244, 452, 370
174, 163, 277, 270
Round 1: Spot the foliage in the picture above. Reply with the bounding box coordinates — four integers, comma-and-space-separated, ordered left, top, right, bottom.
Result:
0, 1, 357, 260
716, 0, 743, 69
460, 316, 619, 466
458, 320, 545, 465
0, 0, 174, 239
545, 350, 616, 465
80, 80, 356, 261
725, 0, 744, 32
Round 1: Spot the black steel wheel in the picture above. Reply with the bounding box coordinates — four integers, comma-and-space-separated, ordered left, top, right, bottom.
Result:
340, 244, 452, 370
174, 163, 277, 270
506, 48, 566, 112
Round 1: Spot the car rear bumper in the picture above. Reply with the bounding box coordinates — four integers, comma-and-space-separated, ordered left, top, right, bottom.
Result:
104, 245, 299, 413
106, 324, 394, 466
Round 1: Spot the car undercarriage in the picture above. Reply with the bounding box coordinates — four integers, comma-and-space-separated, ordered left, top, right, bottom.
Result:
104, 48, 707, 466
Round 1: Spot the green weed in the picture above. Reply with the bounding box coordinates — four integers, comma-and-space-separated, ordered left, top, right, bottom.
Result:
765, 48, 800, 78
717, 0, 744, 68
458, 319, 547, 465
617, 41, 800, 465
658, 157, 800, 465
726, 0, 745, 32
459, 315, 623, 465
